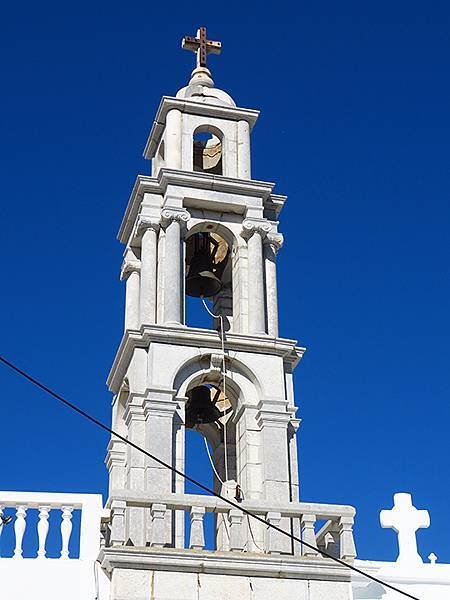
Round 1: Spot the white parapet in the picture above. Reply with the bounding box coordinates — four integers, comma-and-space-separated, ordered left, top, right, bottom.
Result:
0, 490, 110, 600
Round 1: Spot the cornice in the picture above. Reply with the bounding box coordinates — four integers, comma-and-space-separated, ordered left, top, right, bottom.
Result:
144, 96, 260, 159
99, 546, 351, 582
107, 325, 305, 393
118, 169, 286, 244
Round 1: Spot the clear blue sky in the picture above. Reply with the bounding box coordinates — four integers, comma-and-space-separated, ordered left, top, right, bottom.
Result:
1, 0, 449, 562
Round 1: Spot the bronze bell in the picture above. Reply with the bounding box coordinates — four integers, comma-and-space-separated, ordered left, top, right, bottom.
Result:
185, 385, 223, 428
186, 233, 222, 298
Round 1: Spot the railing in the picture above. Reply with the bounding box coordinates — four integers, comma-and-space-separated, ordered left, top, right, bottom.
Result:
0, 492, 104, 560
106, 491, 357, 561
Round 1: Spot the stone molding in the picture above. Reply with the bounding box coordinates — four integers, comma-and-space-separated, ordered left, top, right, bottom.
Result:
105, 439, 127, 470
118, 171, 286, 244
265, 232, 284, 254
135, 216, 161, 237
241, 218, 272, 240
120, 258, 141, 281
107, 326, 305, 394
99, 546, 352, 582
143, 398, 179, 419
123, 400, 146, 426
161, 207, 190, 229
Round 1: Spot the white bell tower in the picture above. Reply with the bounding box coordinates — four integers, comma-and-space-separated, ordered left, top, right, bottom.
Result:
101, 28, 356, 600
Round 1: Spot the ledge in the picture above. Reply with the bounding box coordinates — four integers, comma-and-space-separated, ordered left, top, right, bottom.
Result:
99, 546, 352, 582
107, 325, 305, 393
118, 170, 286, 244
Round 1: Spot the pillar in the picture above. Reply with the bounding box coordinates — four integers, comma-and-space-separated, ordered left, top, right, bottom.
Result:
242, 220, 270, 335
257, 400, 293, 553
264, 233, 283, 337
120, 253, 140, 331
237, 120, 251, 179
165, 109, 182, 169
161, 208, 190, 325
124, 397, 146, 546
138, 219, 159, 326
143, 391, 178, 546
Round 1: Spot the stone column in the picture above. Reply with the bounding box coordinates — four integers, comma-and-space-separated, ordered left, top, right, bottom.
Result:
137, 218, 160, 326
237, 120, 251, 179
124, 397, 146, 546
242, 220, 271, 335
264, 233, 283, 338
165, 109, 182, 169
120, 255, 140, 331
161, 208, 190, 325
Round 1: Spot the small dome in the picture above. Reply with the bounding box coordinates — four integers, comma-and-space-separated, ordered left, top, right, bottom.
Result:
176, 67, 236, 107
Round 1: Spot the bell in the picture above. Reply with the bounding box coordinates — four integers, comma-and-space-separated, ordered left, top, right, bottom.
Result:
185, 385, 223, 428
186, 233, 222, 298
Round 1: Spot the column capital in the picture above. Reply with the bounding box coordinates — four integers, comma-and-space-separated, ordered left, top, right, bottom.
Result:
135, 216, 160, 237
265, 232, 284, 254
241, 218, 272, 240
161, 207, 190, 228
120, 257, 141, 281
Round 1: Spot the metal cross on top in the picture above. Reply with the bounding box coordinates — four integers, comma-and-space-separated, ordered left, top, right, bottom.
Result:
182, 27, 222, 69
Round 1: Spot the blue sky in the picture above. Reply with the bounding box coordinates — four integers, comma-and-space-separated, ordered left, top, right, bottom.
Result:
1, 1, 449, 562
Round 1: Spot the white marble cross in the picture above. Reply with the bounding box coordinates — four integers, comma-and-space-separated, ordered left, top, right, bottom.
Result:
380, 493, 430, 565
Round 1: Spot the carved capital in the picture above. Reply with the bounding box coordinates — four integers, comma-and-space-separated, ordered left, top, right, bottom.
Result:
135, 216, 160, 237
161, 208, 190, 229
241, 219, 272, 240
265, 232, 284, 254
120, 258, 141, 281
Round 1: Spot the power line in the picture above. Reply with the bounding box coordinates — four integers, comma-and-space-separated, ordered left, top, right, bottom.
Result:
0, 354, 421, 600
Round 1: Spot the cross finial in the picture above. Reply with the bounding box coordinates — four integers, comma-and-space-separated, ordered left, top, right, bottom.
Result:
380, 493, 430, 566
182, 27, 222, 69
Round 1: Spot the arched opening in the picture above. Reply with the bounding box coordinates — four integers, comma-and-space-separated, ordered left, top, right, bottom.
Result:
193, 126, 223, 175
185, 224, 232, 330
183, 380, 237, 550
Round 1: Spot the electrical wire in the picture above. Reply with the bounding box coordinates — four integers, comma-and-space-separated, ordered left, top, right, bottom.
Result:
0, 354, 422, 600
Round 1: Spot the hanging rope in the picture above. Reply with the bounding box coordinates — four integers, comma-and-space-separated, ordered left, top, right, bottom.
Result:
200, 296, 229, 483
203, 437, 224, 485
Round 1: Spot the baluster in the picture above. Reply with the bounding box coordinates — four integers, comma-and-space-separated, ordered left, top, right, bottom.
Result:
150, 503, 167, 548
189, 506, 205, 550
300, 513, 319, 557
324, 521, 340, 558
110, 500, 126, 546
339, 515, 356, 560
37, 507, 50, 558
60, 506, 73, 559
265, 511, 284, 554
13, 506, 27, 559
228, 509, 244, 552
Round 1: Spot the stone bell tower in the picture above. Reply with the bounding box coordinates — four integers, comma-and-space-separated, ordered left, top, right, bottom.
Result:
101, 28, 356, 600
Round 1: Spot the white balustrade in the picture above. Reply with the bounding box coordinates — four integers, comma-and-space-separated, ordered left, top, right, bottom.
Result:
0, 492, 103, 560
107, 491, 357, 561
